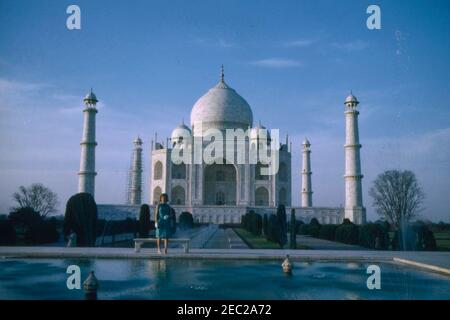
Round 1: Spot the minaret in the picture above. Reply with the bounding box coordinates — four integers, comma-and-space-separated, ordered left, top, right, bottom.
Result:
130, 136, 143, 205
344, 92, 366, 224
78, 89, 98, 197
301, 138, 313, 207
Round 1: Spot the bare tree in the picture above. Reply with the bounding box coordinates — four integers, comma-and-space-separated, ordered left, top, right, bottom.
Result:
369, 170, 424, 230
12, 183, 59, 217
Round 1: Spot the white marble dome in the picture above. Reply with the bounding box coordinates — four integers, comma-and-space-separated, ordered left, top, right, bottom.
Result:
345, 92, 359, 104
190, 78, 253, 134
171, 121, 191, 141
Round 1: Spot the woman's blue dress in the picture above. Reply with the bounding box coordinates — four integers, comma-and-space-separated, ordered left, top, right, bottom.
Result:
156, 203, 173, 239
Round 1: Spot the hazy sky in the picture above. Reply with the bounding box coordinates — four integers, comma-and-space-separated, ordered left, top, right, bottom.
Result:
0, 0, 449, 221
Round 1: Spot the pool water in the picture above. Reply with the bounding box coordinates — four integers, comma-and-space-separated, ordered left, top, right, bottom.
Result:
0, 258, 449, 300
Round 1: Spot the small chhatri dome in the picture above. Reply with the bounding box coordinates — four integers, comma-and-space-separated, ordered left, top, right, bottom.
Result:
250, 120, 271, 140
190, 67, 253, 134
134, 136, 143, 146
171, 120, 191, 141
344, 91, 359, 105
84, 89, 98, 104
255, 120, 266, 129
302, 138, 310, 146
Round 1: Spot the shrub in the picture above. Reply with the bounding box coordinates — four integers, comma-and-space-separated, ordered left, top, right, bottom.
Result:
25, 220, 59, 244
359, 223, 389, 249
179, 211, 194, 230
242, 211, 262, 236
319, 225, 337, 241
0, 220, 16, 245
298, 223, 309, 235
335, 221, 360, 245
63, 193, 98, 247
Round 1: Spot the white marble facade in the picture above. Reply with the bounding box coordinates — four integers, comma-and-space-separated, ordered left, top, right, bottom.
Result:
87, 70, 367, 225
150, 71, 292, 212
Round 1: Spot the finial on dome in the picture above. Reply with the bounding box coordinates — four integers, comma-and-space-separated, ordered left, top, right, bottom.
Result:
344, 91, 359, 105
221, 64, 224, 83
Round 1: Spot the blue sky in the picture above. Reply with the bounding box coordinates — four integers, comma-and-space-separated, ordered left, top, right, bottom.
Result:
0, 0, 449, 221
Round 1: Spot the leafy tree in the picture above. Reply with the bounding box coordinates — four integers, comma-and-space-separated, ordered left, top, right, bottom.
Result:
63, 193, 98, 247
12, 183, 58, 217
369, 170, 424, 230
138, 204, 151, 237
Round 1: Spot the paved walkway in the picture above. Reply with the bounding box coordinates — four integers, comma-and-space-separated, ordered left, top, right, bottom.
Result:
1, 246, 449, 276
204, 228, 248, 249
296, 235, 367, 250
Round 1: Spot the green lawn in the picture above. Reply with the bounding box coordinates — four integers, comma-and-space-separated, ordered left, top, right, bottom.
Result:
434, 232, 450, 251
388, 231, 450, 251
233, 228, 309, 249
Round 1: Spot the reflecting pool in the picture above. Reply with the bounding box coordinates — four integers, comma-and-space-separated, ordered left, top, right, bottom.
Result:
0, 258, 449, 300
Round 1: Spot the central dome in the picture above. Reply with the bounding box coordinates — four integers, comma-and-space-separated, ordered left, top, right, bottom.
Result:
190, 76, 253, 134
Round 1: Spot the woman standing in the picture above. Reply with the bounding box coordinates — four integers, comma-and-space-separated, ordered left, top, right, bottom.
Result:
155, 193, 175, 254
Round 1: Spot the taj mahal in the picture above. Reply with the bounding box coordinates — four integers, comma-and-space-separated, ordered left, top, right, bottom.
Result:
78, 68, 366, 225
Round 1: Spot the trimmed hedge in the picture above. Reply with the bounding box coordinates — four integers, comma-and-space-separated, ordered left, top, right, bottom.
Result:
25, 221, 59, 244
335, 220, 359, 245
63, 193, 98, 247
319, 225, 337, 241
293, 216, 436, 251
179, 211, 194, 229
359, 223, 389, 249
298, 218, 322, 238
242, 211, 263, 236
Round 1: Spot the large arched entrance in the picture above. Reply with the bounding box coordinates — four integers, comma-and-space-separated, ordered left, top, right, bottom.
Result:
203, 163, 237, 205
153, 186, 162, 205
255, 186, 269, 206
171, 186, 186, 205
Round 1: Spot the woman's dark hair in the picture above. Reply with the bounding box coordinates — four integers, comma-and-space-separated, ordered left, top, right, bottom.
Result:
160, 193, 169, 203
